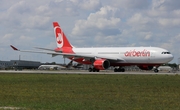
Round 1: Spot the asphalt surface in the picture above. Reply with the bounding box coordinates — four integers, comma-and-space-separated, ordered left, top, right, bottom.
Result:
0, 70, 179, 75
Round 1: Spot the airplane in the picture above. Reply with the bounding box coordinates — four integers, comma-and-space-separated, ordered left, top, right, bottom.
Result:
58, 61, 83, 69
38, 65, 65, 70
10, 22, 174, 73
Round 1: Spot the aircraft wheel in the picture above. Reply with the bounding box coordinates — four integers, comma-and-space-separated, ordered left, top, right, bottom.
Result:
93, 68, 96, 72
118, 68, 125, 72
93, 68, 99, 72
154, 69, 159, 73
114, 68, 118, 72
114, 68, 125, 72
89, 68, 92, 72
121, 68, 125, 72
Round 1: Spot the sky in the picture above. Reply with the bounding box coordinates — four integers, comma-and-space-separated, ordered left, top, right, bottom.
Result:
0, 0, 180, 64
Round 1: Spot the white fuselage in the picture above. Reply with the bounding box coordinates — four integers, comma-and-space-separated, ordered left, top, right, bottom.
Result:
71, 47, 173, 66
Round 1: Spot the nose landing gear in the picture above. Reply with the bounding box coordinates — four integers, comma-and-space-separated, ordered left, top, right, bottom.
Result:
154, 68, 159, 73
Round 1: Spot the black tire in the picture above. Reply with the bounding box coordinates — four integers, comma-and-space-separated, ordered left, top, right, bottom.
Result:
114, 68, 118, 72
118, 68, 125, 72
88, 68, 92, 72
121, 68, 125, 72
93, 68, 96, 72
154, 69, 159, 73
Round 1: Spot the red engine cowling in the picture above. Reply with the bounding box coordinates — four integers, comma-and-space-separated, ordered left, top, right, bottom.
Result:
138, 65, 153, 70
93, 59, 110, 70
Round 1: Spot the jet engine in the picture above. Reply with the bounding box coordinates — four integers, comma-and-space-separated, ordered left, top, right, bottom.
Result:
93, 59, 110, 70
138, 65, 153, 70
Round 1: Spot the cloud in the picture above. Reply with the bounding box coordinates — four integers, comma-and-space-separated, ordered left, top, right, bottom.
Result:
127, 13, 155, 31
49, 0, 79, 16
76, 0, 101, 11
0, 1, 50, 30
168, 34, 180, 50
0, 34, 14, 45
158, 18, 180, 28
72, 6, 121, 36
112, 0, 150, 9
152, 0, 180, 11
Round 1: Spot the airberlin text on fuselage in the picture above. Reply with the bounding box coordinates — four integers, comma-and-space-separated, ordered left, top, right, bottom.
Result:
124, 49, 150, 57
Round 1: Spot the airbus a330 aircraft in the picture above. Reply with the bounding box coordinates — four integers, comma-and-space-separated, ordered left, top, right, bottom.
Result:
10, 22, 174, 73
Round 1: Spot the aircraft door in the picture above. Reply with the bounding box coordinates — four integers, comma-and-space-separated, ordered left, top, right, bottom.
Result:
149, 51, 155, 63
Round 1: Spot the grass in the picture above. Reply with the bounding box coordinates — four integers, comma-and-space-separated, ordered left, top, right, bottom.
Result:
0, 73, 180, 110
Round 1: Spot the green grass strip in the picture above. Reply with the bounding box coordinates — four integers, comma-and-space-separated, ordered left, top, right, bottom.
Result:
0, 73, 180, 110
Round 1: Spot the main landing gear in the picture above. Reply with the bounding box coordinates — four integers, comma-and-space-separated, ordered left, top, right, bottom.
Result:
89, 67, 125, 72
114, 67, 125, 72
88, 67, 99, 72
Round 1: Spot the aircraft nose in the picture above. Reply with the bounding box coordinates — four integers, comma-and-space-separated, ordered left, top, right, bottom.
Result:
169, 54, 174, 61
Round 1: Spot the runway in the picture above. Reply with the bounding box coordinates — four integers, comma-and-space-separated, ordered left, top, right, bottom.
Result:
0, 70, 179, 75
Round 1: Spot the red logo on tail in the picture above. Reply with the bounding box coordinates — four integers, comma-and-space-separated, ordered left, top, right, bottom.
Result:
53, 22, 73, 51
56, 33, 62, 44
55, 27, 63, 45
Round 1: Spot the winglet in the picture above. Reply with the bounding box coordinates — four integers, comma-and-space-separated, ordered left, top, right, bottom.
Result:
10, 45, 19, 51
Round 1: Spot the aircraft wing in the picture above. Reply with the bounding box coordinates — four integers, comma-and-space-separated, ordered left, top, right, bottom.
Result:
10, 45, 59, 54
34, 47, 58, 51
49, 52, 124, 61
10, 45, 124, 61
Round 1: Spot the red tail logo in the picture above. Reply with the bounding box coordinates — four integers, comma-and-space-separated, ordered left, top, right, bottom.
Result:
56, 32, 62, 44
53, 22, 73, 53
54, 23, 64, 48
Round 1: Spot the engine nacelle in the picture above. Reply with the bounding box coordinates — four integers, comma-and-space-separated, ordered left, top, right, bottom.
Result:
138, 65, 153, 70
93, 59, 110, 70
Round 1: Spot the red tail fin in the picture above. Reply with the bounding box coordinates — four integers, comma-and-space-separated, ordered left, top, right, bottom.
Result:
53, 22, 73, 53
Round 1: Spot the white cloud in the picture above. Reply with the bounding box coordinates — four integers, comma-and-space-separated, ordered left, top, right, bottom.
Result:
0, 34, 13, 45
128, 13, 150, 25
78, 0, 101, 11
112, 0, 150, 9
158, 18, 180, 28
152, 0, 180, 11
127, 13, 156, 32
22, 15, 50, 29
72, 6, 121, 36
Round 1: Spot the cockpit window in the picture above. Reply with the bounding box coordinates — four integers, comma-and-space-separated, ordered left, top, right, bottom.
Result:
161, 52, 171, 54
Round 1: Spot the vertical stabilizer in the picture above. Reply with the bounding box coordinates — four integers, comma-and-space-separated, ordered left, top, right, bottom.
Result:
53, 22, 73, 53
